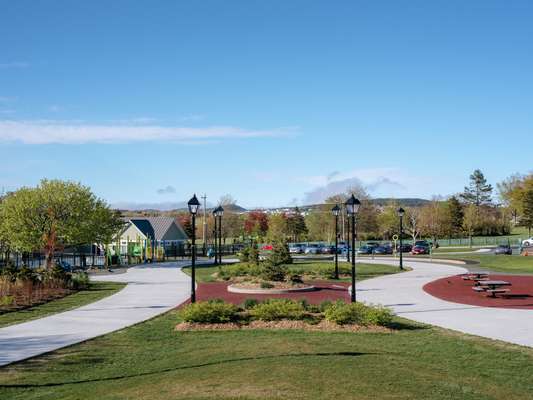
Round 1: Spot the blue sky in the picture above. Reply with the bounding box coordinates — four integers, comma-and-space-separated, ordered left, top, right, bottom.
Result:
1, 0, 532, 208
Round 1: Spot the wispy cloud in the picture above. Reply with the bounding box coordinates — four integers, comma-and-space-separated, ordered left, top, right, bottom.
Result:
0, 120, 298, 144
156, 185, 176, 195
0, 62, 29, 69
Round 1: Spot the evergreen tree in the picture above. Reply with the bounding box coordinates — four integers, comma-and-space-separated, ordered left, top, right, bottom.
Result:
460, 169, 493, 207
286, 207, 308, 241
521, 189, 533, 236
447, 196, 464, 236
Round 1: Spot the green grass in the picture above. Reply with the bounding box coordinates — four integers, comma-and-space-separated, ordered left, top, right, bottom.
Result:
183, 261, 401, 283
0, 311, 532, 400
0, 281, 126, 328
436, 254, 533, 274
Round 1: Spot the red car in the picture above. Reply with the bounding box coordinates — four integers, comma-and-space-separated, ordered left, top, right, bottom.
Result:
261, 244, 273, 251
411, 245, 429, 255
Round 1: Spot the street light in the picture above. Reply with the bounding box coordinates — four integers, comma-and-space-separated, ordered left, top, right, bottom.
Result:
187, 194, 200, 303
212, 207, 218, 266
214, 206, 224, 265
397, 207, 405, 270
331, 204, 341, 279
345, 194, 361, 302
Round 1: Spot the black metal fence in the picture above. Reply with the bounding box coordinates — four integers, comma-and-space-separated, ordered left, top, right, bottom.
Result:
0, 243, 245, 270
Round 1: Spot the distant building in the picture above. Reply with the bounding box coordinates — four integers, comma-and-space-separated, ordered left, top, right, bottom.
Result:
113, 217, 188, 255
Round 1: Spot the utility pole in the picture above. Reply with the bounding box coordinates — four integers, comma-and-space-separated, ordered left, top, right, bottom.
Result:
201, 194, 207, 255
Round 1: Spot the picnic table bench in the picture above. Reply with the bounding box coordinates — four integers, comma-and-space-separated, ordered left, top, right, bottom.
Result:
471, 280, 512, 297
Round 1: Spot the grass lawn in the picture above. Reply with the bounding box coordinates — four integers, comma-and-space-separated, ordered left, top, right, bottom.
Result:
183, 261, 402, 283
0, 310, 532, 400
436, 254, 533, 274
0, 281, 126, 328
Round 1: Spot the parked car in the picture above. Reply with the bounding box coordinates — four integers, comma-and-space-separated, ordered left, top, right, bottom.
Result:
304, 244, 322, 254
411, 245, 429, 255
522, 237, 533, 247
289, 244, 304, 254
357, 245, 374, 255
261, 244, 273, 251
396, 243, 413, 253
320, 245, 335, 254
414, 240, 430, 248
494, 245, 513, 255
373, 246, 393, 255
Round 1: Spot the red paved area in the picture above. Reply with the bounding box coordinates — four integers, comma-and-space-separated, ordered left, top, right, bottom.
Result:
424, 274, 533, 309
195, 281, 351, 305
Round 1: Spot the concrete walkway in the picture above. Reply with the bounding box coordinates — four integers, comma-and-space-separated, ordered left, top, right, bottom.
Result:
357, 259, 533, 348
0, 261, 196, 366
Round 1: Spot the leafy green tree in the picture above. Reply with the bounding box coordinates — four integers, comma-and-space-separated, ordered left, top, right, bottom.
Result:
521, 189, 533, 236
462, 204, 479, 248
267, 213, 289, 242
0, 180, 123, 268
377, 202, 400, 239
461, 169, 493, 207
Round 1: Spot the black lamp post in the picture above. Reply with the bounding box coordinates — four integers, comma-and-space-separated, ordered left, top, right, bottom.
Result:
188, 194, 200, 303
331, 204, 341, 279
214, 206, 224, 265
345, 194, 361, 303
212, 208, 218, 266
397, 207, 405, 270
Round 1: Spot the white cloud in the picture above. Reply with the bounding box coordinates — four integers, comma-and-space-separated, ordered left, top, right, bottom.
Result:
0, 62, 29, 69
0, 120, 298, 144
156, 185, 176, 195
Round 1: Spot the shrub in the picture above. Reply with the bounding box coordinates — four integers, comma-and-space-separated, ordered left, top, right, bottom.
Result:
218, 263, 262, 280
265, 240, 292, 266
261, 261, 288, 282
287, 273, 303, 283
238, 247, 250, 263
324, 301, 393, 326
179, 301, 240, 323
260, 281, 274, 289
318, 300, 333, 312
250, 299, 306, 321
243, 298, 260, 309
71, 272, 90, 289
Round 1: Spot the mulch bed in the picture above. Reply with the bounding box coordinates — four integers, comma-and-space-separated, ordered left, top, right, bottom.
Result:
195, 281, 350, 305
175, 320, 390, 333
423, 274, 533, 309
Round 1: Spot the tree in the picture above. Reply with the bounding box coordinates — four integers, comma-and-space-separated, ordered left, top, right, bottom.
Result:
267, 213, 289, 241
462, 204, 478, 248
0, 179, 123, 268
521, 189, 533, 236
404, 207, 421, 244
447, 196, 464, 237
461, 169, 493, 207
244, 211, 269, 239
305, 207, 334, 242
286, 207, 308, 242
176, 213, 194, 238
419, 199, 447, 245
377, 203, 400, 240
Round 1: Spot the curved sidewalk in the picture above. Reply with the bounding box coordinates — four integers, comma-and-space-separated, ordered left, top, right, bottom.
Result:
0, 261, 195, 367
357, 259, 533, 348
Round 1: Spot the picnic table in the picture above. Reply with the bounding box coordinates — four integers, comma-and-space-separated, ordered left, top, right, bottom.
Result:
472, 280, 512, 297
462, 272, 489, 284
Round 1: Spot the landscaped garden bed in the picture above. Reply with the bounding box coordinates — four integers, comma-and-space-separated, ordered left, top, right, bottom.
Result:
175, 298, 394, 332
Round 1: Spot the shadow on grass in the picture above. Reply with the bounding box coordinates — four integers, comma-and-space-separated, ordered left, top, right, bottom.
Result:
0, 351, 377, 388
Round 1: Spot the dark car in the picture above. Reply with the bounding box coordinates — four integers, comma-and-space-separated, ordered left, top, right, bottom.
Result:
374, 246, 393, 255
396, 243, 413, 253
56, 260, 73, 271
411, 245, 429, 255
494, 245, 512, 255
320, 245, 336, 254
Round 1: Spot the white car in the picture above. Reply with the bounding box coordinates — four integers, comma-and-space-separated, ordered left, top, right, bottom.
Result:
522, 238, 533, 247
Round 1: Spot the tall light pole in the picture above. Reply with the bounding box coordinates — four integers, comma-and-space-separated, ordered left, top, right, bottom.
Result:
188, 194, 200, 303
331, 204, 341, 279
212, 207, 218, 265
345, 194, 361, 303
397, 207, 405, 271
346, 209, 350, 263
201, 194, 207, 255
217, 206, 224, 265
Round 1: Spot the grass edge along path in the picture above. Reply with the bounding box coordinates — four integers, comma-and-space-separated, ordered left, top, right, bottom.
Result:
0, 281, 126, 328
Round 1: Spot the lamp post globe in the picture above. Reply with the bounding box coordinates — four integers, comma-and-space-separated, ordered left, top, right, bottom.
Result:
397, 207, 405, 270
344, 195, 361, 302
187, 194, 200, 303
331, 204, 341, 279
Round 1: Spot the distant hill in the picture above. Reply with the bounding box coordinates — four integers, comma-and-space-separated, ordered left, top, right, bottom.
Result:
370, 198, 431, 207
116, 202, 248, 216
